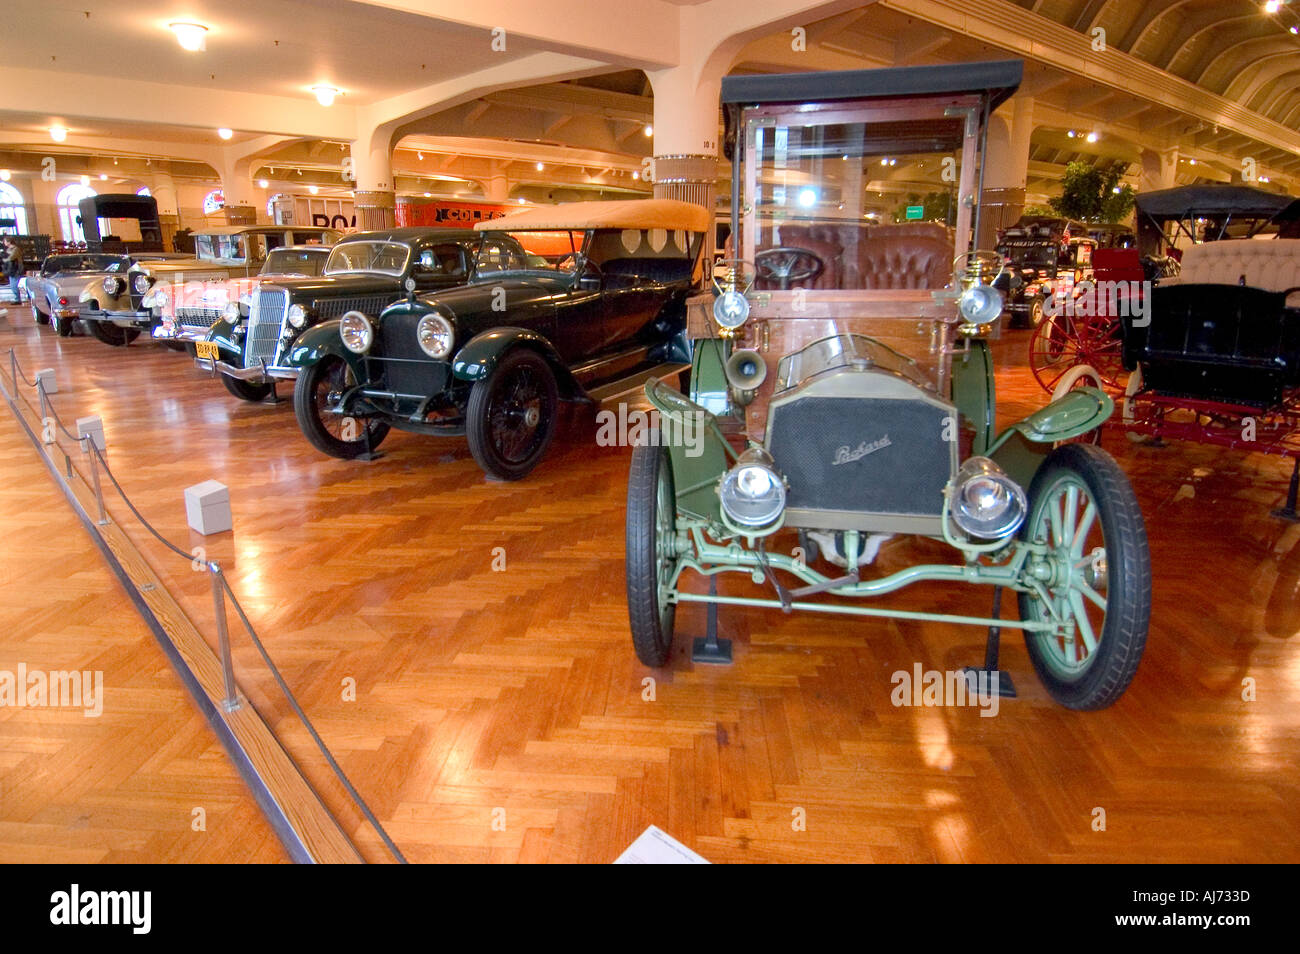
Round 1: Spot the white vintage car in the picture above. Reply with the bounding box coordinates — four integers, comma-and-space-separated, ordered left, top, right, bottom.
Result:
77, 224, 339, 346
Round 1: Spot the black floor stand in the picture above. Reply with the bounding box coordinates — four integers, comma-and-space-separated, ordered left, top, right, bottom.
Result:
963, 586, 1018, 698
691, 576, 732, 664
1271, 458, 1300, 522
265, 382, 281, 405
355, 419, 384, 462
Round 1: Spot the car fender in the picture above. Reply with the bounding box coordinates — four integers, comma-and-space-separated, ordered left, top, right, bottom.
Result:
451, 327, 582, 397
986, 387, 1114, 488
279, 318, 360, 374
204, 318, 244, 364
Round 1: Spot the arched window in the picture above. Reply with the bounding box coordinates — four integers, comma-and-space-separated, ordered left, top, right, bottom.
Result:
136, 186, 152, 198
56, 183, 97, 243
0, 182, 28, 235
203, 188, 225, 215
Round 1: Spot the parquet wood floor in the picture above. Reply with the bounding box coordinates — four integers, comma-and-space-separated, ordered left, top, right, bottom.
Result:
1, 310, 1297, 863
0, 368, 285, 862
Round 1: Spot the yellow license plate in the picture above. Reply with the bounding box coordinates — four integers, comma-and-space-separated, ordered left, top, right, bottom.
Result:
195, 341, 220, 361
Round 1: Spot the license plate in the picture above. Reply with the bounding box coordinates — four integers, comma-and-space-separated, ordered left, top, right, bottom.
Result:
195, 341, 220, 361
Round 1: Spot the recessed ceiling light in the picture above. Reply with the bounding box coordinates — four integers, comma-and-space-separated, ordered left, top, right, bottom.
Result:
308, 185, 319, 195
632, 171, 639, 180
258, 179, 269, 188
217, 127, 233, 140
99, 174, 108, 181
1086, 131, 1099, 143
1264, 0, 1282, 13
0, 170, 9, 182
536, 162, 544, 171
312, 86, 339, 107
423, 192, 431, 198
169, 22, 208, 52
1067, 130, 1076, 138
643, 124, 653, 137
49, 124, 67, 142
518, 197, 526, 204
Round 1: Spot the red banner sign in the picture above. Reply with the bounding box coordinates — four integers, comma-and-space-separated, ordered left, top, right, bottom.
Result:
397, 200, 511, 229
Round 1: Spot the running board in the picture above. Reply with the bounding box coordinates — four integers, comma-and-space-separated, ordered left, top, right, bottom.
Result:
586, 362, 689, 405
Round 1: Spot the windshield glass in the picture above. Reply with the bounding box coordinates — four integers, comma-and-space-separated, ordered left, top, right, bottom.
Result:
998, 243, 1056, 268
472, 231, 583, 280
325, 241, 411, 276
44, 254, 121, 274
742, 110, 965, 291
263, 247, 328, 277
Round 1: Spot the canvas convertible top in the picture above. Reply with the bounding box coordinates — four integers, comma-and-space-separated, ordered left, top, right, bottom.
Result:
476, 198, 712, 235
1135, 185, 1293, 220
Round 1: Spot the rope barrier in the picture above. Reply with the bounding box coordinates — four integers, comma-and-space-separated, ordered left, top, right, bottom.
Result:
4, 347, 406, 864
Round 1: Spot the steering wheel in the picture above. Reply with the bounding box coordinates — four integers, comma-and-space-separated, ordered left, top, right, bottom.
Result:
754, 247, 825, 290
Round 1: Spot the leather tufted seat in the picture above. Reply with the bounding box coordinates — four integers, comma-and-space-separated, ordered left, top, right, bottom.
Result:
853, 223, 954, 290
1161, 239, 1300, 307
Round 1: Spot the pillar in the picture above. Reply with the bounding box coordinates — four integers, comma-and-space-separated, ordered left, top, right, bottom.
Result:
351, 134, 396, 231
151, 171, 180, 250
481, 161, 511, 204
216, 156, 258, 226
1140, 146, 1178, 193
646, 64, 723, 214
980, 96, 1033, 248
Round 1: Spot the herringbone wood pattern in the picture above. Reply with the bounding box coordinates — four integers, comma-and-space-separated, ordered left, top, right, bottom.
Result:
2, 311, 1298, 863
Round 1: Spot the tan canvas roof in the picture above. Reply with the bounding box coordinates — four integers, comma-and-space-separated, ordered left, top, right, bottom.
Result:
475, 198, 711, 234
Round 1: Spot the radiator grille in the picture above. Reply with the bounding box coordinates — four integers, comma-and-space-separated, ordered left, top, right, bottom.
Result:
370, 313, 451, 398
176, 307, 223, 332
767, 396, 952, 519
245, 289, 287, 368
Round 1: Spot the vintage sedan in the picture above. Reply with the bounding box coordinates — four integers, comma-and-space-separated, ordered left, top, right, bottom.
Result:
153, 244, 331, 346
625, 60, 1151, 711
194, 228, 483, 402
282, 199, 709, 479
77, 224, 339, 346
26, 251, 188, 336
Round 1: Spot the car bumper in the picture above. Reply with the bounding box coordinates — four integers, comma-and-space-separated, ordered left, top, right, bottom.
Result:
80, 308, 154, 327
153, 325, 211, 343
52, 308, 80, 319
195, 357, 299, 383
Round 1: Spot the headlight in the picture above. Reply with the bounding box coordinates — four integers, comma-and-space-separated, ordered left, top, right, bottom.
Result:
416, 313, 454, 359
102, 276, 125, 297
287, 303, 308, 329
712, 289, 750, 331
131, 273, 153, 295
719, 447, 786, 529
223, 302, 241, 322
143, 283, 169, 309
339, 311, 372, 354
958, 282, 1004, 324
949, 457, 1026, 540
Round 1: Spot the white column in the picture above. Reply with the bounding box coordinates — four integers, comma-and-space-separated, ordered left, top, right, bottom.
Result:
350, 127, 396, 230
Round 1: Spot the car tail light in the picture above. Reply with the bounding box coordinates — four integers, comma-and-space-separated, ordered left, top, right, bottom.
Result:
58, 297, 69, 306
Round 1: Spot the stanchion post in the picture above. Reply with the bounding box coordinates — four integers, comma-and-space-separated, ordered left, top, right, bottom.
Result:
37, 380, 48, 435
82, 437, 109, 526
8, 349, 16, 396
209, 563, 242, 713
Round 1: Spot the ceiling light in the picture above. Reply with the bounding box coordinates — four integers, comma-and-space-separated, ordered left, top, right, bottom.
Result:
1067, 130, 1076, 138
312, 86, 339, 107
423, 192, 432, 197
797, 188, 817, 208
1260, 176, 1270, 183
169, 22, 208, 52
49, 124, 67, 142
1264, 0, 1282, 13
1086, 131, 1099, 143
258, 179, 269, 188
0, 170, 9, 182
99, 174, 108, 181
518, 197, 526, 204
1189, 158, 1196, 165
80, 175, 90, 186
308, 185, 319, 195
643, 124, 653, 137
536, 162, 544, 171
632, 171, 639, 180
217, 127, 233, 140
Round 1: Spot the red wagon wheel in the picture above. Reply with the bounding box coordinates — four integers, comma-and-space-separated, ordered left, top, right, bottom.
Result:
1029, 312, 1125, 394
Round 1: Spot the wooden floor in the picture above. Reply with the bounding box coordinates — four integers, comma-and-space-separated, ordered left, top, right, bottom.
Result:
1, 309, 1297, 863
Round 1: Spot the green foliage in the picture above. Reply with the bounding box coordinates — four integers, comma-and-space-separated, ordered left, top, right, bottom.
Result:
1047, 161, 1136, 224
892, 190, 956, 225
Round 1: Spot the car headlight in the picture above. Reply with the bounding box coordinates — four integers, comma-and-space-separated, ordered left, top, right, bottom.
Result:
131, 273, 153, 295
958, 282, 1004, 324
949, 457, 1026, 540
416, 313, 454, 359
143, 282, 169, 309
223, 302, 241, 322
102, 276, 125, 297
719, 447, 786, 529
712, 289, 750, 331
339, 311, 372, 354
287, 303, 309, 329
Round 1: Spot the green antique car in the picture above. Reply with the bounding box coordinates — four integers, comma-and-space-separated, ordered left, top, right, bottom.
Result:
624, 60, 1151, 710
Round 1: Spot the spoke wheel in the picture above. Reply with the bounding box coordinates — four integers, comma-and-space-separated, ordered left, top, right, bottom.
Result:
1018, 443, 1150, 709
466, 349, 558, 480
626, 440, 678, 666
293, 355, 389, 459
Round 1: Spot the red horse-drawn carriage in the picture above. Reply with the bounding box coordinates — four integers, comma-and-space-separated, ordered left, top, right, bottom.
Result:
1028, 184, 1300, 519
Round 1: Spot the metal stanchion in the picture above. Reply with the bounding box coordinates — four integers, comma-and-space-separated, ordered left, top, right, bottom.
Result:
82, 437, 109, 526
209, 563, 242, 713
9, 350, 16, 396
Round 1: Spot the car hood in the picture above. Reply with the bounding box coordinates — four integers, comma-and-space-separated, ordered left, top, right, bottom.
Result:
41, 273, 110, 297
405, 275, 571, 320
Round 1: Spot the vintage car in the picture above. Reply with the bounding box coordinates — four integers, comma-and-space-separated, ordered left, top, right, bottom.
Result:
281, 199, 709, 479
624, 60, 1152, 711
194, 228, 484, 402
77, 224, 339, 346
153, 244, 331, 346
25, 251, 189, 335
994, 216, 1095, 327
